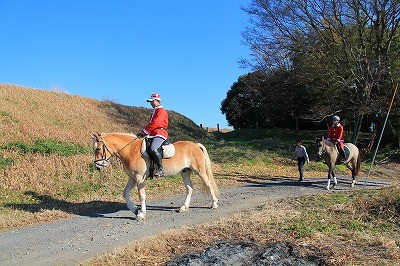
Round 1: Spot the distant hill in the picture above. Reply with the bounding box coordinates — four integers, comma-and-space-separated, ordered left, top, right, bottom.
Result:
0, 84, 208, 145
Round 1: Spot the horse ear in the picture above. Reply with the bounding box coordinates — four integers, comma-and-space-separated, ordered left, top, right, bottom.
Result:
322, 136, 325, 140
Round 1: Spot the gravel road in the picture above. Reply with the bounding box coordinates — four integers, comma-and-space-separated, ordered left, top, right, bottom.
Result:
0, 177, 391, 266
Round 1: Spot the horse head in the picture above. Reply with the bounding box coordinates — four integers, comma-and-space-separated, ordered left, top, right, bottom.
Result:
316, 136, 327, 158
92, 133, 112, 170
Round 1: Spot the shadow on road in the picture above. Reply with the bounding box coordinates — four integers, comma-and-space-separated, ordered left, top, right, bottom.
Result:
216, 172, 392, 190
4, 191, 212, 219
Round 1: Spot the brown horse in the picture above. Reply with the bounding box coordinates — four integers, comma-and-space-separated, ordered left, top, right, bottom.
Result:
316, 137, 361, 190
92, 132, 219, 219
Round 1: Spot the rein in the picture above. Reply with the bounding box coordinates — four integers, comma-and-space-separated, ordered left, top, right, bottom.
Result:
94, 136, 138, 164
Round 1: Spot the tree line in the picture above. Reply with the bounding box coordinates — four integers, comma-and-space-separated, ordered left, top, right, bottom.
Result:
222, 0, 400, 151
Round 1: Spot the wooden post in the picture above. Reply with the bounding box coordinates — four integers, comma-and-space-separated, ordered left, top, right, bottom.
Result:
217, 124, 220, 132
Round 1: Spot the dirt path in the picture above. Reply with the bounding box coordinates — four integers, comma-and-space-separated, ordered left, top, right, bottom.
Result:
0, 177, 391, 266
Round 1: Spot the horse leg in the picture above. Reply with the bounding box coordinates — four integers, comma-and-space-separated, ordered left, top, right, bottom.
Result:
123, 177, 138, 215
136, 181, 147, 219
332, 170, 337, 188
350, 161, 357, 188
326, 167, 332, 190
179, 170, 193, 213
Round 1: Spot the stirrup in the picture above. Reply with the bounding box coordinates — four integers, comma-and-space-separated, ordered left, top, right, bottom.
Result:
155, 169, 164, 178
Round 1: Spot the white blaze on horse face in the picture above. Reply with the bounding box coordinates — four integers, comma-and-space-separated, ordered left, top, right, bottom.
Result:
317, 141, 324, 157
92, 138, 110, 169
93, 138, 97, 150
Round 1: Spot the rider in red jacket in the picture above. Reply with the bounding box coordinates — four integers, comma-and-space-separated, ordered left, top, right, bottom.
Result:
327, 115, 345, 161
138, 93, 169, 177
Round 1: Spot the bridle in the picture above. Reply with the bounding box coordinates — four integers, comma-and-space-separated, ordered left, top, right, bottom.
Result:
93, 135, 138, 169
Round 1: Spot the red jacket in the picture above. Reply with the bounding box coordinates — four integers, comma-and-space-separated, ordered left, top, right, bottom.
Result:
328, 124, 344, 142
144, 106, 168, 139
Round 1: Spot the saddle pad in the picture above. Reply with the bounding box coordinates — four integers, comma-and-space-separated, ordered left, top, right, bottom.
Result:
140, 139, 176, 159
344, 145, 350, 159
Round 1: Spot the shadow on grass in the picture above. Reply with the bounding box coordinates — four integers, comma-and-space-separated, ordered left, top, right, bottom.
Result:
4, 191, 129, 217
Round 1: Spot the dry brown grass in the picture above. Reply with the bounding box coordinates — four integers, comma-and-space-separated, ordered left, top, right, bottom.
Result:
0, 84, 129, 144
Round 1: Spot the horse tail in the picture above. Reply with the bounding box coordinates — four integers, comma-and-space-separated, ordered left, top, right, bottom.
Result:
355, 151, 361, 176
197, 143, 220, 198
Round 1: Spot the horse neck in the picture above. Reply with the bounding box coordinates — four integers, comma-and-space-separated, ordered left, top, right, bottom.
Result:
105, 133, 139, 157
323, 141, 336, 153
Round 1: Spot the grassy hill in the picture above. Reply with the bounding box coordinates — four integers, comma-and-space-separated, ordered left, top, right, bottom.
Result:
0, 84, 207, 144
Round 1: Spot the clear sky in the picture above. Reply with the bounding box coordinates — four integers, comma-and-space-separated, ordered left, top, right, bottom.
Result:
0, 1, 251, 129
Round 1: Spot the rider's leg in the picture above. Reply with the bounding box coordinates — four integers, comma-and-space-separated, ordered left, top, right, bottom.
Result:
338, 142, 346, 161
149, 137, 165, 177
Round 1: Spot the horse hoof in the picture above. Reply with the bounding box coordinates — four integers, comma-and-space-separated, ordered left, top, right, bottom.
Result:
326, 186, 330, 190
211, 203, 218, 209
179, 205, 189, 213
136, 211, 146, 220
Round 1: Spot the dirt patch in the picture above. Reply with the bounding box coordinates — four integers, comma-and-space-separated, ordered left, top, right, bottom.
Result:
167, 241, 324, 266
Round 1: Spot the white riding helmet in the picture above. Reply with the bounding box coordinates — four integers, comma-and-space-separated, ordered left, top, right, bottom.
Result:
333, 115, 340, 121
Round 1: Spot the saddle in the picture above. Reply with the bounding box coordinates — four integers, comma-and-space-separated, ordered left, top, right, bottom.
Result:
140, 138, 176, 159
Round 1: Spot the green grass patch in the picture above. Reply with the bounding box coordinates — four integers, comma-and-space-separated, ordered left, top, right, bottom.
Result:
57, 180, 105, 201
281, 187, 400, 239
0, 111, 19, 124
0, 189, 41, 210
1, 139, 91, 156
0, 154, 14, 169
52, 119, 63, 126
284, 211, 340, 237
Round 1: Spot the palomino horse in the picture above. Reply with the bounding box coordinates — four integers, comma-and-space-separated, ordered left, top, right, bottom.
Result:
316, 137, 361, 190
92, 132, 219, 219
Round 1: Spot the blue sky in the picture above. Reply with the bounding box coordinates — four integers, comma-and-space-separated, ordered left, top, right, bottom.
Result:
0, 1, 251, 128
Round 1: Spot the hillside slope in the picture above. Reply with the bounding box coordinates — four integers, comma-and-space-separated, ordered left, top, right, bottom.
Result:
0, 84, 207, 145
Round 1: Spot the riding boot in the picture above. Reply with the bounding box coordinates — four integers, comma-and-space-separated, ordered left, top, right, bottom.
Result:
339, 149, 346, 163
151, 149, 164, 177
146, 150, 155, 179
